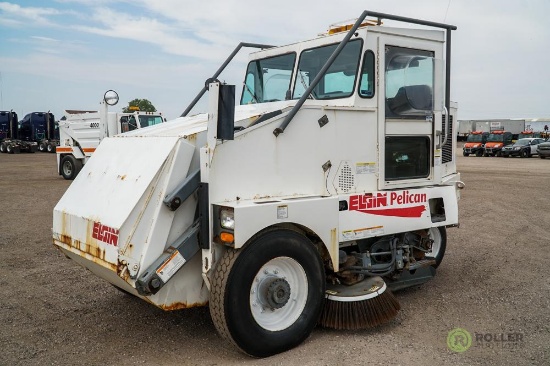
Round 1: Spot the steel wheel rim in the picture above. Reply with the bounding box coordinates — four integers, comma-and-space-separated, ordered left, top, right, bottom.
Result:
425, 228, 441, 258
249, 256, 308, 331
63, 161, 72, 176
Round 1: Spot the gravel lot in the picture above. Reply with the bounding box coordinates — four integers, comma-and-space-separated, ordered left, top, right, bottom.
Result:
1, 147, 549, 365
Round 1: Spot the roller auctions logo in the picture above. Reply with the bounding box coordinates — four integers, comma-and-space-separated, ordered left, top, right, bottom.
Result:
447, 328, 472, 353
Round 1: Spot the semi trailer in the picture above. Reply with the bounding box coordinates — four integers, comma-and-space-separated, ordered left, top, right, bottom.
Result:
53, 11, 462, 357
56, 95, 164, 180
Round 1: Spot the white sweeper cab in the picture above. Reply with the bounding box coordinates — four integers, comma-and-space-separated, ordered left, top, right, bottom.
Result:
56, 90, 165, 179
53, 11, 462, 357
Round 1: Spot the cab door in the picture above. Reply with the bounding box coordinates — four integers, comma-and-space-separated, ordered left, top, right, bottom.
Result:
377, 36, 445, 190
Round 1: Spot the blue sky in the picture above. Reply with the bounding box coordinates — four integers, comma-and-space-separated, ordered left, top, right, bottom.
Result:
1, 0, 549, 120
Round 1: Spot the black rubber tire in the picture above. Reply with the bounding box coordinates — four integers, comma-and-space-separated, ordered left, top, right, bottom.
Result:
425, 227, 447, 268
0, 142, 5, 153
541, 155, 546, 159
520, 149, 528, 158
38, 142, 46, 152
209, 229, 325, 357
60, 155, 82, 180
47, 143, 55, 153
6, 144, 13, 154
462, 151, 469, 157
475, 150, 483, 157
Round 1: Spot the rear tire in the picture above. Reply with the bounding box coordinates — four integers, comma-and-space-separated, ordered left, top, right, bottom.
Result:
209, 229, 325, 357
47, 143, 55, 153
39, 142, 46, 152
541, 155, 546, 159
6, 143, 13, 154
0, 142, 5, 153
425, 227, 447, 268
475, 150, 483, 157
462, 151, 469, 157
60, 155, 82, 180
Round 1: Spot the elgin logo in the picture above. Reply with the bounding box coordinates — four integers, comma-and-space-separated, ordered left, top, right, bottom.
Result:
349, 191, 427, 218
92, 222, 119, 246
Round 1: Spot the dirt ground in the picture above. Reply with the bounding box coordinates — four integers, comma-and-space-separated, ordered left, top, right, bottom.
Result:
1, 146, 549, 366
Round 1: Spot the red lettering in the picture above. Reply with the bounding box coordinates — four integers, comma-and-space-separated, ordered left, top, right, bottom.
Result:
349, 195, 359, 211
91, 222, 119, 246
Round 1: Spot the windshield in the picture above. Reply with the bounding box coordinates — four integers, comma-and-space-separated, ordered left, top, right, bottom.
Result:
487, 134, 504, 142
138, 115, 163, 127
241, 53, 296, 104
514, 139, 530, 146
466, 134, 483, 142
31, 113, 47, 139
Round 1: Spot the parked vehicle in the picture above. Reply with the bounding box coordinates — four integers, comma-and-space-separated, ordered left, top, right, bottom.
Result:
537, 140, 550, 159
19, 112, 58, 152
500, 138, 545, 158
518, 130, 544, 140
53, 11, 462, 357
462, 131, 488, 156
483, 131, 513, 156
56, 98, 164, 180
0, 111, 39, 153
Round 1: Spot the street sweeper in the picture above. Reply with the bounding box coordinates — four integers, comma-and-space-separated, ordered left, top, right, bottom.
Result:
52, 10, 462, 357
56, 92, 165, 180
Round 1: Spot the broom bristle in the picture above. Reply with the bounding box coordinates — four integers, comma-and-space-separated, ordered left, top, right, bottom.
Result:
319, 277, 400, 330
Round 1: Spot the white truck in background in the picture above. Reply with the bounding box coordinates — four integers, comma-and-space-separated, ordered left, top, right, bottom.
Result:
57, 92, 165, 179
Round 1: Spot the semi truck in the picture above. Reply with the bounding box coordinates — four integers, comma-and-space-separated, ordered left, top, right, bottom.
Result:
0, 111, 42, 153
56, 99, 164, 180
52, 11, 462, 357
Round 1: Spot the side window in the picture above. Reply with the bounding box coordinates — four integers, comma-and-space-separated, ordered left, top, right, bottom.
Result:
385, 46, 434, 119
128, 116, 138, 131
358, 50, 375, 98
385, 136, 430, 181
293, 39, 362, 100
240, 53, 296, 105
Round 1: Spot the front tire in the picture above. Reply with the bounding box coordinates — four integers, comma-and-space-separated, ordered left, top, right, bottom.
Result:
520, 149, 528, 158
209, 229, 325, 357
425, 227, 447, 268
60, 155, 82, 180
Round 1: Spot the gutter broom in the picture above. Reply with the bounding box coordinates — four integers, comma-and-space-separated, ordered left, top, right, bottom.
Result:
319, 276, 400, 330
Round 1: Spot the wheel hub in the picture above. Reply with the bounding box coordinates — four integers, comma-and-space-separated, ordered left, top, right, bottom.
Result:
263, 278, 291, 309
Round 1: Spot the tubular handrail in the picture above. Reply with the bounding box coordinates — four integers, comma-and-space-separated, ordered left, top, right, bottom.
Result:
181, 42, 275, 117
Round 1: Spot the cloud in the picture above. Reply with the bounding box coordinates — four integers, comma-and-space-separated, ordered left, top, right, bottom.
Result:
0, 2, 62, 26
71, 7, 233, 61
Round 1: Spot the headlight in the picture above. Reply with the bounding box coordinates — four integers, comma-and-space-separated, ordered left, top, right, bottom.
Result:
220, 208, 235, 230
513, 147, 520, 150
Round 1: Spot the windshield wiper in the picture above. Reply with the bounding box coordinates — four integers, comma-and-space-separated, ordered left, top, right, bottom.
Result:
243, 83, 259, 103
298, 71, 317, 100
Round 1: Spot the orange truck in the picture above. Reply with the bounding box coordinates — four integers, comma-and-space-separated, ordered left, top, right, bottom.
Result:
483, 130, 513, 156
462, 131, 489, 156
